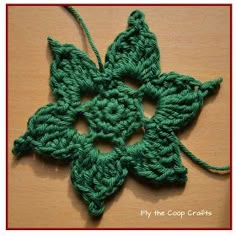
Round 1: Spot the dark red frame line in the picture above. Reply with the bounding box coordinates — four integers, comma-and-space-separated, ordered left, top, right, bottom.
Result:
5, 3, 232, 230
6, 2, 8, 232
229, 3, 233, 230
5, 3, 232, 6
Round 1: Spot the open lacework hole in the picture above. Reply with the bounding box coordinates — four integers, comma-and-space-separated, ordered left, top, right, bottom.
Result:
94, 138, 114, 153
73, 113, 89, 134
194, 85, 199, 91
142, 95, 157, 119
80, 91, 97, 103
126, 126, 145, 145
123, 76, 142, 90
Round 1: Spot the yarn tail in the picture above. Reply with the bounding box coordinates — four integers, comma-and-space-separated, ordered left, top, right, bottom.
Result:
176, 138, 230, 172
65, 6, 104, 72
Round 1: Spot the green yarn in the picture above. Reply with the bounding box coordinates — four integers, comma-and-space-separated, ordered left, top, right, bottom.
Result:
12, 7, 229, 217
177, 138, 230, 171
65, 6, 103, 71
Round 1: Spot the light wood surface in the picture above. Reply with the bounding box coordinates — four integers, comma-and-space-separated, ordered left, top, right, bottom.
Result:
8, 6, 230, 228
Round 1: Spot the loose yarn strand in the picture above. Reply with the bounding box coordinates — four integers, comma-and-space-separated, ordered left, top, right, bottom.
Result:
65, 6, 104, 71
176, 137, 230, 172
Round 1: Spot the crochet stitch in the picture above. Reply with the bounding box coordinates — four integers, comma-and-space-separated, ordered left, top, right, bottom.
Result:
12, 7, 229, 216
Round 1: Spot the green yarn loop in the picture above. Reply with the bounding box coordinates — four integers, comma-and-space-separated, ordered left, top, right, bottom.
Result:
12, 6, 230, 217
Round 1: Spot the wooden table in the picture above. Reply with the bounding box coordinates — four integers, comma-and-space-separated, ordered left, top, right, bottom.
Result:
8, 5, 230, 228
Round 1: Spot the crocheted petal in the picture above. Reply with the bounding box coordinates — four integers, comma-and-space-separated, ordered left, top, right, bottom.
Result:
12, 103, 83, 160
104, 10, 161, 82
125, 127, 187, 184
155, 72, 222, 131
48, 37, 100, 101
71, 151, 128, 216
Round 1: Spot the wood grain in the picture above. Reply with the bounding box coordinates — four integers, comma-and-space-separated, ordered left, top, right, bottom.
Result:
8, 6, 230, 228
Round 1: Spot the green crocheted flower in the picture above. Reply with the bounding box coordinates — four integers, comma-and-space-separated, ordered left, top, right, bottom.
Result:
13, 9, 224, 216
